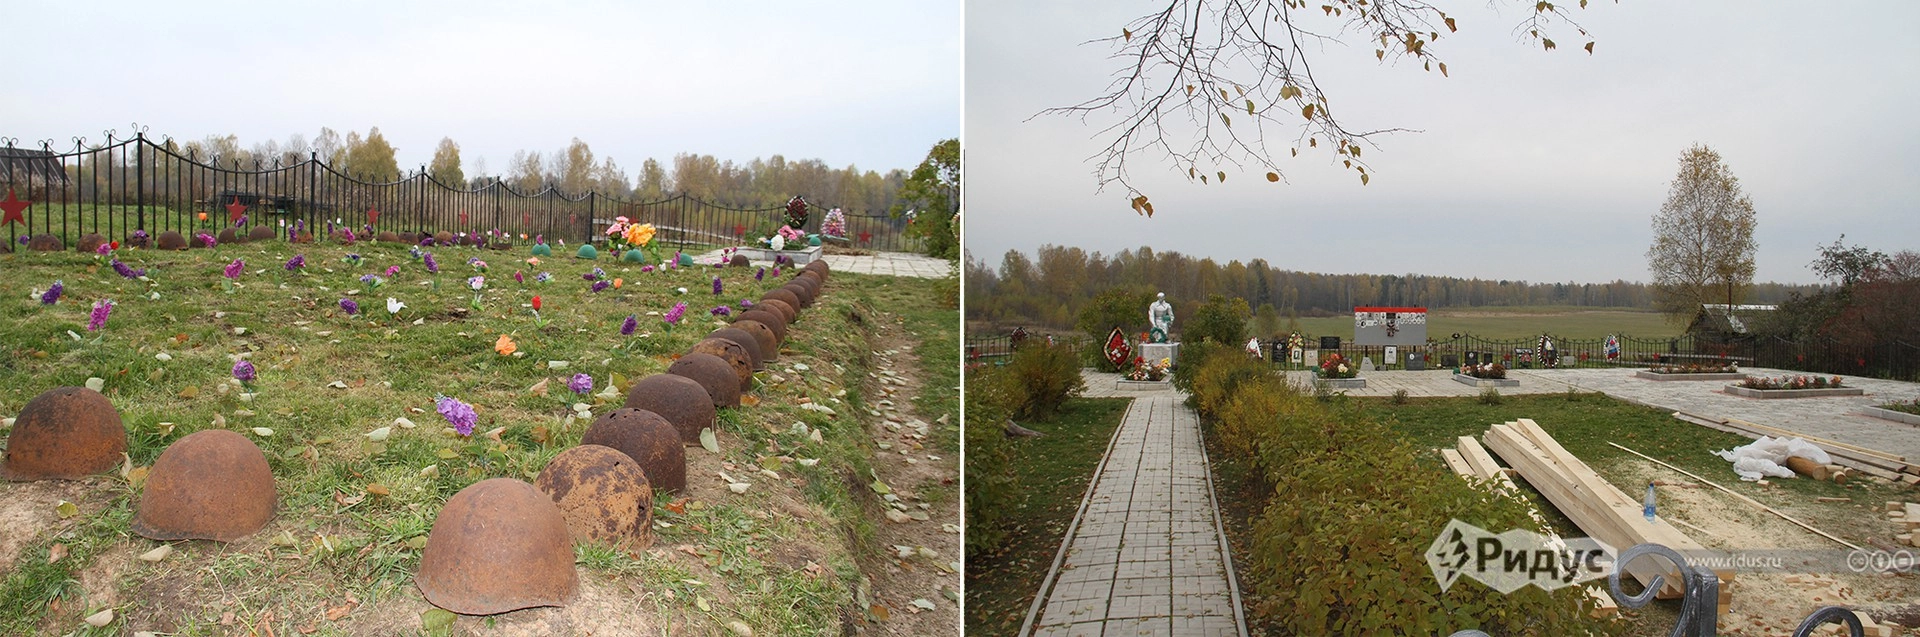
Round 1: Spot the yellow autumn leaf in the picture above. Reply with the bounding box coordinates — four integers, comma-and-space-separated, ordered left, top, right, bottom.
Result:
1266, 172, 1280, 182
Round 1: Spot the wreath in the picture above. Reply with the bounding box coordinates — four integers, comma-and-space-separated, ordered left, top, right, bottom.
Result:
1104, 327, 1132, 370
784, 196, 810, 230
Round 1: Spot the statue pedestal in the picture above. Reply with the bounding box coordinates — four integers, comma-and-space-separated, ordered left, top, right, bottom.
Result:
1141, 342, 1181, 368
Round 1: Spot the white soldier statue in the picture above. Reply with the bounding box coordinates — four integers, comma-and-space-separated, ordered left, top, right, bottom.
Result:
1148, 293, 1174, 343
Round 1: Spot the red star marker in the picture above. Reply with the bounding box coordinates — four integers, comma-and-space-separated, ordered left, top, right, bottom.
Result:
458, 210, 469, 225
0, 189, 28, 226
522, 213, 532, 226
367, 208, 380, 226
226, 197, 248, 223
857, 230, 873, 244
734, 224, 747, 237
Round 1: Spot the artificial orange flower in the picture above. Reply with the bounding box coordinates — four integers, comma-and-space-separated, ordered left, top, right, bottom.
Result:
624, 223, 655, 247
494, 334, 517, 356
526, 257, 542, 266
613, 278, 623, 289
197, 212, 208, 221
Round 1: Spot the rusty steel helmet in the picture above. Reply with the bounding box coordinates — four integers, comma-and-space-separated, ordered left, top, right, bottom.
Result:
729, 318, 782, 359
756, 298, 797, 325
795, 272, 825, 298
75, 234, 107, 254
246, 225, 276, 241
418, 478, 577, 615
2, 387, 127, 481
376, 231, 401, 243
217, 227, 245, 245
622, 375, 715, 446
434, 230, 454, 245
803, 259, 830, 280
735, 311, 787, 344
668, 353, 742, 408
581, 408, 686, 493
705, 328, 766, 369
728, 254, 750, 268
761, 288, 802, 314
28, 234, 64, 251
133, 429, 275, 541
155, 231, 189, 250
535, 445, 653, 550
690, 337, 755, 390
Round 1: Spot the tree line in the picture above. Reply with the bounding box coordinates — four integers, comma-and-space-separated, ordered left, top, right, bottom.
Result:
164, 127, 913, 213
964, 244, 1825, 333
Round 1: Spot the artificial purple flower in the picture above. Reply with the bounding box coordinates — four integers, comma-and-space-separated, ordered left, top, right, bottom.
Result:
436, 395, 478, 436
467, 256, 480, 266
198, 233, 217, 249
231, 360, 256, 382
423, 252, 439, 274
640, 265, 655, 273
513, 271, 524, 284
409, 246, 424, 260
590, 280, 610, 293
621, 314, 638, 336
285, 254, 305, 271
568, 373, 593, 395
535, 272, 552, 283
86, 299, 114, 331
739, 299, 754, 310
468, 275, 485, 291
41, 280, 63, 305
419, 236, 434, 247
755, 268, 765, 281
385, 265, 401, 278
110, 259, 144, 279
712, 276, 723, 295
710, 305, 731, 317
771, 267, 781, 278
95, 243, 111, 256
663, 301, 688, 325
224, 259, 245, 279
360, 273, 380, 285
19, 235, 31, 245
235, 214, 248, 227
131, 229, 149, 242
774, 254, 788, 266
339, 298, 359, 315
344, 253, 362, 266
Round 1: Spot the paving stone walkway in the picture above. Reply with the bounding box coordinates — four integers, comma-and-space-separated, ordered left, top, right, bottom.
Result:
1516, 367, 1920, 461
689, 248, 951, 279
1023, 372, 1246, 637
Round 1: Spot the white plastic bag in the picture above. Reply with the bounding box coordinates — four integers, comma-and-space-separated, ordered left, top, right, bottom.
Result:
1711, 435, 1832, 481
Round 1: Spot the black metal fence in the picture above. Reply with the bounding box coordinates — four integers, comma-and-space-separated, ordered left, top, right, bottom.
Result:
0, 130, 917, 253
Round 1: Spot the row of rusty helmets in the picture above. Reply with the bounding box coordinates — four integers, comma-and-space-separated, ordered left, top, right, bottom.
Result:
1, 387, 276, 542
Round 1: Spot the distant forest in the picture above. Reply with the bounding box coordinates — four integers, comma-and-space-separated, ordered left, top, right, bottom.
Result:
965, 245, 1826, 330
162, 127, 911, 213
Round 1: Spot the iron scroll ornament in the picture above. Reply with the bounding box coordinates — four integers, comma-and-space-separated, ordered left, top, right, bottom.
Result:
1444, 543, 1864, 637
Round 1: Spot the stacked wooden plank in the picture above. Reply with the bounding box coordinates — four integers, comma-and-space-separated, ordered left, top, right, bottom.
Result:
1479, 419, 1734, 612
1671, 411, 1918, 482
1438, 437, 1623, 615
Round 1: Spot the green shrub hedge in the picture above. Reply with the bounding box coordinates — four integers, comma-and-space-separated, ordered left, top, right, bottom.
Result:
1189, 350, 1613, 635
1002, 341, 1085, 419
962, 364, 1018, 556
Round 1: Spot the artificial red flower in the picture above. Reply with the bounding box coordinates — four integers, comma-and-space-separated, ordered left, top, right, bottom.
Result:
110, 241, 120, 250
532, 295, 542, 311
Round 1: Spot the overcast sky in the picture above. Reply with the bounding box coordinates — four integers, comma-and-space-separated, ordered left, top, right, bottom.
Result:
966, 1, 1920, 286
0, 1, 958, 180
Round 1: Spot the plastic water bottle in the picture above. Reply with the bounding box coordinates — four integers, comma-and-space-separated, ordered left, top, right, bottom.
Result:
1643, 482, 1657, 523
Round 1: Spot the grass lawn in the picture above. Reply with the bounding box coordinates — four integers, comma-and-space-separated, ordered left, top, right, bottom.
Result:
963, 397, 1130, 637
1287, 306, 1680, 341
0, 239, 949, 636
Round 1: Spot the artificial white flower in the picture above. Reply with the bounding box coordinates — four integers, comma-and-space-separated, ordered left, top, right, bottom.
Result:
386, 297, 406, 315
770, 235, 786, 251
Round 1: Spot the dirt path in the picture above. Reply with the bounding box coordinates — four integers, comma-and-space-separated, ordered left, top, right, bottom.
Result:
854, 314, 961, 636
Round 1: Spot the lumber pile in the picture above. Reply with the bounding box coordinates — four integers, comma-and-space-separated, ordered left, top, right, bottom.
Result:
1671, 411, 1917, 482
1479, 419, 1734, 612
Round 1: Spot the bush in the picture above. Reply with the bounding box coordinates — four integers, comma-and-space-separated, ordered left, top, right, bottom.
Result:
1187, 293, 1251, 345
1189, 348, 1610, 635
1391, 389, 1410, 405
1077, 287, 1155, 353
1478, 387, 1504, 405
1003, 342, 1085, 419
962, 366, 1018, 556
1170, 341, 1223, 398
1188, 348, 1270, 420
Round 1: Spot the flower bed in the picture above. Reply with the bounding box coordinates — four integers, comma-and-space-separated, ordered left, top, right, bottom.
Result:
1313, 353, 1364, 389
1634, 364, 1747, 382
1314, 377, 1367, 390
1862, 405, 1920, 426
1725, 376, 1862, 399
1453, 373, 1519, 388
733, 244, 823, 265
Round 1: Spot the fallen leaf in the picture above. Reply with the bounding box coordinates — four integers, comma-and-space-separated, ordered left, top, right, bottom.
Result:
86, 377, 105, 392
366, 426, 392, 442
700, 428, 720, 453
482, 426, 506, 442
177, 385, 198, 399
47, 543, 66, 564
421, 608, 457, 636
325, 599, 357, 621
696, 596, 712, 612
365, 483, 390, 497
139, 545, 172, 562
728, 482, 750, 494
327, 380, 349, 389
251, 427, 273, 437
155, 352, 173, 362
726, 620, 754, 636
868, 604, 891, 622
740, 395, 760, 407
528, 378, 550, 396
84, 608, 113, 627
910, 598, 936, 612
394, 417, 416, 429
334, 491, 366, 507
125, 466, 149, 488
55, 500, 78, 518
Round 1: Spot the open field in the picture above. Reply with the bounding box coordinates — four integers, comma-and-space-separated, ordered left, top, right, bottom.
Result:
0, 239, 956, 636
